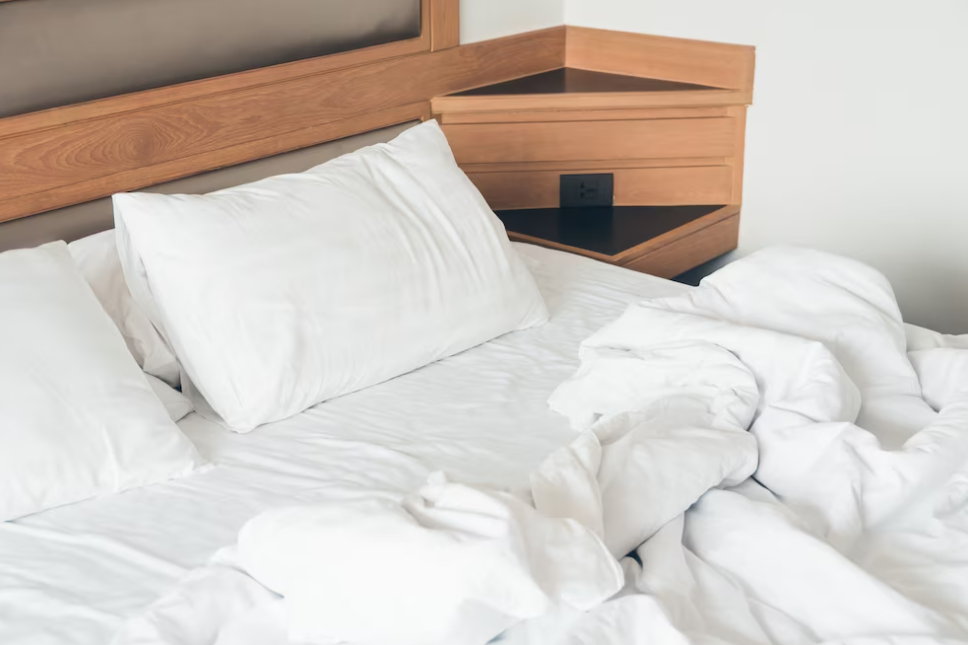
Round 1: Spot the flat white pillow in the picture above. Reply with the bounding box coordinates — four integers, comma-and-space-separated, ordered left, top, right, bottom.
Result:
114, 120, 548, 431
69, 230, 181, 386
0, 242, 206, 522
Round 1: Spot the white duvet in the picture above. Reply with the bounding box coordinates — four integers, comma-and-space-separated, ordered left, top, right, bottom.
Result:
113, 247, 968, 645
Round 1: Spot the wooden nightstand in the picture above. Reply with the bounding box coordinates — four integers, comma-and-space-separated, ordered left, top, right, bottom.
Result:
497, 205, 739, 280
433, 65, 750, 278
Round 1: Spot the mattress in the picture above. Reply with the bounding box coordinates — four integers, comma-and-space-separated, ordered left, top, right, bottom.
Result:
0, 243, 689, 645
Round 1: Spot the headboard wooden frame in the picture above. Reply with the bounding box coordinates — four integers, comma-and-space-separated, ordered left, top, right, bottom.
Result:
0, 8, 755, 233
0, 0, 485, 224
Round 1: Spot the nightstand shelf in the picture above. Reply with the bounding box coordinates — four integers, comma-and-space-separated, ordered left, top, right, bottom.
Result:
497, 205, 739, 279
449, 68, 715, 96
434, 64, 750, 278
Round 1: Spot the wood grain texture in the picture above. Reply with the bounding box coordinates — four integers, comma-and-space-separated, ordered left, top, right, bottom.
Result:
0, 104, 431, 224
461, 157, 727, 173
728, 105, 748, 204
611, 203, 737, 263
504, 205, 739, 274
430, 0, 460, 51
0, 26, 566, 223
468, 166, 733, 210
442, 118, 736, 165
566, 26, 755, 91
438, 106, 729, 125
0, 18, 753, 238
431, 89, 750, 115
619, 211, 740, 278
0, 13, 433, 141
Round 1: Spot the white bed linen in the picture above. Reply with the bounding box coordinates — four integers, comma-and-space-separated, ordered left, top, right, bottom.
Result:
0, 244, 688, 645
111, 245, 968, 645
68, 230, 181, 387
0, 242, 205, 524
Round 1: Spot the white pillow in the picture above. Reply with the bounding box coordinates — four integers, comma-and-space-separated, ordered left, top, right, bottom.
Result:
0, 242, 206, 522
69, 230, 180, 386
114, 120, 548, 431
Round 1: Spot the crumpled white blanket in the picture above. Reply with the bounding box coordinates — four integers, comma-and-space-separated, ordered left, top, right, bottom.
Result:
114, 359, 756, 645
114, 247, 968, 645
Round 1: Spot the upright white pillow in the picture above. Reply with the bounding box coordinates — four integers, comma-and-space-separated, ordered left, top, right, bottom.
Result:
69, 230, 181, 386
114, 121, 548, 431
0, 242, 206, 522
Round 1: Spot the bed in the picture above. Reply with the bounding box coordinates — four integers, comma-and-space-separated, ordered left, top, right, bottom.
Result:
0, 242, 688, 645
2, 3, 968, 645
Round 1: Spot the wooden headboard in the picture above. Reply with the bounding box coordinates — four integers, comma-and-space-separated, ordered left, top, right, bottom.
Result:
0, 0, 754, 252
0, 123, 419, 252
0, 0, 423, 119
0, 0, 554, 226
0, 0, 520, 226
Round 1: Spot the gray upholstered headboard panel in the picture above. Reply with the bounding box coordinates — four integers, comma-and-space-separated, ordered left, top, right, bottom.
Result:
0, 0, 421, 118
0, 122, 417, 252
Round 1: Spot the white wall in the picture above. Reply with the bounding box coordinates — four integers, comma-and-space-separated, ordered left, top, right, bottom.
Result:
564, 0, 968, 332
460, 0, 563, 44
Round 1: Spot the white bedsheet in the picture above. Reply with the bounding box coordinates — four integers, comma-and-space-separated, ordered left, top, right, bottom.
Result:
0, 243, 689, 645
108, 245, 968, 645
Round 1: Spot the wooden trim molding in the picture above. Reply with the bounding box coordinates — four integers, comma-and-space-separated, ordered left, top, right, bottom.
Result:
0, 2, 444, 140
0, 0, 463, 223
461, 157, 729, 173
431, 89, 750, 115
0, 104, 433, 224
727, 105, 748, 203
438, 106, 731, 125
619, 211, 740, 279
612, 204, 739, 264
0, 36, 430, 141
503, 205, 740, 271
430, 0, 461, 51
565, 26, 755, 91
0, 26, 565, 224
442, 118, 737, 164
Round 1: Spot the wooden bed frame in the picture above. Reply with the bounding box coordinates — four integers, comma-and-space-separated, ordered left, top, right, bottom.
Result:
0, 0, 754, 237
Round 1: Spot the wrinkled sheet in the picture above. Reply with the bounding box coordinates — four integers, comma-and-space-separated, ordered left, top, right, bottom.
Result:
528, 247, 968, 645
115, 344, 760, 645
115, 246, 968, 645
0, 243, 689, 645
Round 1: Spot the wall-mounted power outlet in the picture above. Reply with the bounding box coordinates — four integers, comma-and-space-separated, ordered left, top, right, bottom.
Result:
560, 173, 614, 208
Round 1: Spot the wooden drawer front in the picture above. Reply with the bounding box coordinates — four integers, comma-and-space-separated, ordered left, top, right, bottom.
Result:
443, 118, 736, 164
468, 165, 733, 210
620, 213, 739, 279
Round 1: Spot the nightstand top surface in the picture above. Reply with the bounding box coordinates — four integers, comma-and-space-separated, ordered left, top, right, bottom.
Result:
496, 206, 723, 257
452, 68, 715, 97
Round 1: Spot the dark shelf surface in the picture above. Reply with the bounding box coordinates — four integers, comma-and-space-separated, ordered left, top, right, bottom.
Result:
453, 68, 714, 97
497, 205, 724, 256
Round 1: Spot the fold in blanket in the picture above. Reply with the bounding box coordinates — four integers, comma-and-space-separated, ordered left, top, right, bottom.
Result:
235, 473, 625, 645
542, 340, 759, 557
114, 247, 968, 645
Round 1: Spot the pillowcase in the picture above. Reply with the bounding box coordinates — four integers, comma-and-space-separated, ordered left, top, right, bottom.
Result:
145, 374, 195, 423
114, 120, 548, 432
0, 242, 206, 522
69, 230, 180, 386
